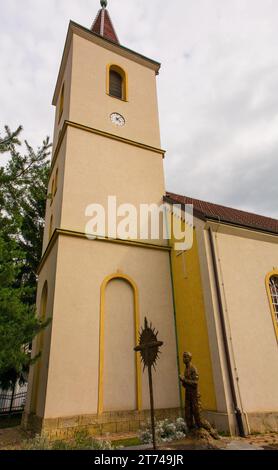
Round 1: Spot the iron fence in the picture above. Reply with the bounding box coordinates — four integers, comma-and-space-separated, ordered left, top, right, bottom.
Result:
0, 391, 27, 415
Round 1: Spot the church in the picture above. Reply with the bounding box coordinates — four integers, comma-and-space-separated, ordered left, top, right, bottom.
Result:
23, 1, 278, 438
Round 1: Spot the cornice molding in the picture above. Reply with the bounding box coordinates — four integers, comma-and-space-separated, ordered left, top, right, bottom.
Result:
38, 229, 171, 275
53, 21, 161, 106
49, 120, 166, 180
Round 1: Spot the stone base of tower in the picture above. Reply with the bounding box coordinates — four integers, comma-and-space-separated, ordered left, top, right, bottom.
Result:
22, 408, 182, 441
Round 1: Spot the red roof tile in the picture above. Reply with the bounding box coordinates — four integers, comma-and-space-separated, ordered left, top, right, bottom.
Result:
165, 192, 278, 234
91, 8, 120, 44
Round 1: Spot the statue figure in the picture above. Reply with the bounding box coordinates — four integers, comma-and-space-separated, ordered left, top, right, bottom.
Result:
179, 352, 202, 430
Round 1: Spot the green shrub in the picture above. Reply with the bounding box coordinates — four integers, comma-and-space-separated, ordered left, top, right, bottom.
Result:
23, 429, 113, 451
139, 418, 187, 444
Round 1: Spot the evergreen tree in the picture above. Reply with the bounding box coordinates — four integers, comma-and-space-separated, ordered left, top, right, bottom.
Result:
0, 126, 51, 389
0, 125, 22, 153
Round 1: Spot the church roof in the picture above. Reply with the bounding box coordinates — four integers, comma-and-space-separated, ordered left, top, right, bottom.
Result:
91, 4, 120, 44
165, 192, 278, 235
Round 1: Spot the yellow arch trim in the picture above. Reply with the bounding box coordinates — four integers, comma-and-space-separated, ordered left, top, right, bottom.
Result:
106, 64, 128, 101
98, 273, 142, 415
265, 269, 278, 342
31, 281, 48, 414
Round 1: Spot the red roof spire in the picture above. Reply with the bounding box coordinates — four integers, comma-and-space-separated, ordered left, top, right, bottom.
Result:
91, 1, 120, 44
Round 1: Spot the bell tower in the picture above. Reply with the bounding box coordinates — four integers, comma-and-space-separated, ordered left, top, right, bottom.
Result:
24, 1, 180, 437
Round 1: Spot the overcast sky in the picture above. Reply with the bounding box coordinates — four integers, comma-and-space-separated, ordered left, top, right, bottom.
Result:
1, 0, 278, 217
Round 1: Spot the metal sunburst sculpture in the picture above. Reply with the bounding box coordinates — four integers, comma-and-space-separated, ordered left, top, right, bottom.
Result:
134, 318, 163, 450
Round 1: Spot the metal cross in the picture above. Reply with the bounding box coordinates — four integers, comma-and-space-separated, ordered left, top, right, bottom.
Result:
134, 318, 163, 450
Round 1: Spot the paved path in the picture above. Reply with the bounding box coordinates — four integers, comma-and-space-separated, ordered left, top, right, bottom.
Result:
224, 440, 264, 451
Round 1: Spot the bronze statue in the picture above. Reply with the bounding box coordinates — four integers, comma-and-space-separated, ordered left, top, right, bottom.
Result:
179, 352, 202, 430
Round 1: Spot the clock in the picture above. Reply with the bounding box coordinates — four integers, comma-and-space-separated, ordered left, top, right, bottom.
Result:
110, 112, 125, 127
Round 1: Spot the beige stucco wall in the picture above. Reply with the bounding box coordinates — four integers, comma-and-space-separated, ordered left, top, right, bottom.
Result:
43, 137, 67, 253
59, 127, 166, 245
212, 225, 278, 413
69, 33, 161, 149
43, 236, 180, 419
25, 241, 59, 418
195, 219, 233, 417
52, 42, 73, 150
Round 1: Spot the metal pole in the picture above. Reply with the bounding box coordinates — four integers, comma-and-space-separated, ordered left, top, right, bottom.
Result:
148, 364, 156, 450
9, 382, 16, 414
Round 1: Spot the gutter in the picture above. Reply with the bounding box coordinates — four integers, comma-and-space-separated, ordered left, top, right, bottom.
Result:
208, 227, 246, 437
163, 196, 278, 237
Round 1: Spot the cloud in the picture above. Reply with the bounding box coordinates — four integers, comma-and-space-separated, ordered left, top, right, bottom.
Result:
0, 0, 277, 217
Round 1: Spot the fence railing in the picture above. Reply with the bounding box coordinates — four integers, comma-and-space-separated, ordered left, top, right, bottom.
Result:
0, 391, 27, 415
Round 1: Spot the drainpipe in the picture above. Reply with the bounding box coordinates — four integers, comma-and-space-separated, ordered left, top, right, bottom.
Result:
208, 227, 246, 437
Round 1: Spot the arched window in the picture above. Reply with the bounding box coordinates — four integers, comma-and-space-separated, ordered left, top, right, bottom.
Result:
266, 271, 278, 340
49, 215, 53, 241
50, 179, 55, 205
31, 281, 48, 413
107, 65, 127, 101
54, 168, 58, 196
269, 276, 278, 324
58, 83, 65, 123
98, 273, 141, 415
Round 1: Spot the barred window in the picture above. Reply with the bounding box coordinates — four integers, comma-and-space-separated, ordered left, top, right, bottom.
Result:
109, 70, 123, 99
269, 276, 278, 326
107, 65, 127, 100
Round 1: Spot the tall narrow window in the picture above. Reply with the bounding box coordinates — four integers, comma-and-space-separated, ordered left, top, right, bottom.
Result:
54, 168, 58, 196
108, 65, 127, 101
266, 271, 278, 341
31, 281, 48, 413
110, 70, 122, 99
58, 83, 65, 123
269, 276, 278, 326
49, 215, 53, 241
50, 179, 55, 205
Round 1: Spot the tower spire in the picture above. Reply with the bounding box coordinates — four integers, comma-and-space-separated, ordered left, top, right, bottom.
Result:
91, 1, 120, 44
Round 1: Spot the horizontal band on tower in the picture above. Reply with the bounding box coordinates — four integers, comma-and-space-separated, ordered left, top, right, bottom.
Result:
49, 120, 166, 180
37, 228, 171, 275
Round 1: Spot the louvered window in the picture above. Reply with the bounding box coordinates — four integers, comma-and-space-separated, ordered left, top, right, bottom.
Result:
109, 70, 123, 99
58, 83, 65, 123
269, 276, 278, 326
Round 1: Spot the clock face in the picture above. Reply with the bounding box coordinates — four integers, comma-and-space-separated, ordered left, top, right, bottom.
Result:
110, 112, 125, 127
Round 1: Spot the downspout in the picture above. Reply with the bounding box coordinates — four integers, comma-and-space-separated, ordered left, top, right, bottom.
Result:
208, 227, 246, 437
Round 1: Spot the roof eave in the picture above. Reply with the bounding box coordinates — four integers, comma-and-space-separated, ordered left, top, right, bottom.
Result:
52, 20, 161, 106
205, 216, 278, 237
163, 196, 278, 236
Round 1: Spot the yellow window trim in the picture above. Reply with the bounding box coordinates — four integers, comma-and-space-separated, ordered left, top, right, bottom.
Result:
98, 272, 142, 415
106, 64, 128, 102
265, 269, 278, 342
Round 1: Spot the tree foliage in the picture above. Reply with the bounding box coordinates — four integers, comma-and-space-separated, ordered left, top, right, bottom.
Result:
0, 125, 22, 154
0, 126, 51, 389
